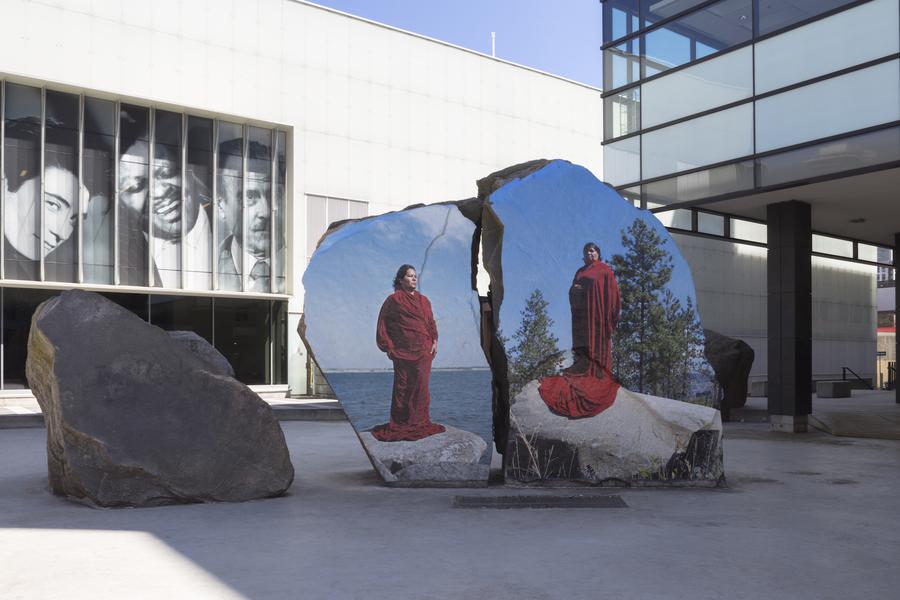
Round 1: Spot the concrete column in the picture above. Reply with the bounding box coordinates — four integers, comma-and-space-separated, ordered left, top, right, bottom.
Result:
895, 233, 899, 404
767, 201, 812, 432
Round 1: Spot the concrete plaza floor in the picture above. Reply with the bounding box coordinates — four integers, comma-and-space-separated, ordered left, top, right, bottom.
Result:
1, 399, 899, 599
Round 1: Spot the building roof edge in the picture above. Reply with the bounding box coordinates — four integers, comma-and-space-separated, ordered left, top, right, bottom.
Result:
293, 0, 603, 92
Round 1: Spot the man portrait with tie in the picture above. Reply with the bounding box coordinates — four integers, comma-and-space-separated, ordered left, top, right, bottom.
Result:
216, 139, 279, 293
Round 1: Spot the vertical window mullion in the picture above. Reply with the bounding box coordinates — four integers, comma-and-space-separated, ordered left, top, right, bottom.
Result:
113, 101, 121, 285
77, 93, 85, 284
39, 87, 46, 282
270, 129, 277, 294
241, 124, 249, 293
211, 120, 219, 291
180, 113, 187, 290
148, 108, 155, 287
0, 80, 5, 281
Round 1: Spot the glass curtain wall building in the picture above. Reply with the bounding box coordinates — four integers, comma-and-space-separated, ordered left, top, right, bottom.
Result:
0, 81, 289, 388
601, 0, 900, 215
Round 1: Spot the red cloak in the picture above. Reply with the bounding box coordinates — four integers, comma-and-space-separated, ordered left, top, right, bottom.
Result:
539, 259, 621, 418
371, 289, 445, 441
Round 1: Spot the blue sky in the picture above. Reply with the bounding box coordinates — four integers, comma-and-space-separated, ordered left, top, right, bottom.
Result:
309, 0, 604, 87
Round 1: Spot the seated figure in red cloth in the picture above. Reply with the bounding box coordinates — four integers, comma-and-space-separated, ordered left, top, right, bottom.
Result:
371, 264, 446, 442
539, 242, 622, 418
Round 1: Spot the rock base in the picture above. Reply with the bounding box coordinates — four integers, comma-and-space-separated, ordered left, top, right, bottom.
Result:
505, 381, 724, 486
359, 426, 488, 485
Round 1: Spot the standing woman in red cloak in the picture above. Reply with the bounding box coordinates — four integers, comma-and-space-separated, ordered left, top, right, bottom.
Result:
371, 264, 446, 442
539, 242, 622, 418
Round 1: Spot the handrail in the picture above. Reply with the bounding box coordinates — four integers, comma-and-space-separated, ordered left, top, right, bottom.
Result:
842, 366, 874, 390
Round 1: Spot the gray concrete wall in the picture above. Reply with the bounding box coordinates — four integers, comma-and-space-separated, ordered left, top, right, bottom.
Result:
672, 233, 877, 384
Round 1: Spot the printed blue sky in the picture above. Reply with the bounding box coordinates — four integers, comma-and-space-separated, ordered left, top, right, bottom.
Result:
308, 0, 604, 87
491, 161, 700, 350
304, 203, 489, 370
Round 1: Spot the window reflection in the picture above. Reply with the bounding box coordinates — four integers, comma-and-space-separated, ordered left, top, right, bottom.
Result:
643, 0, 752, 77
44, 90, 80, 283
152, 110, 185, 288
216, 122, 243, 291
758, 0, 856, 35
83, 97, 116, 284
186, 116, 214, 290
3, 83, 42, 280
118, 103, 151, 286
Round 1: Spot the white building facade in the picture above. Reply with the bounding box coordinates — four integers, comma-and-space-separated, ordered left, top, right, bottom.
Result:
0, 0, 603, 395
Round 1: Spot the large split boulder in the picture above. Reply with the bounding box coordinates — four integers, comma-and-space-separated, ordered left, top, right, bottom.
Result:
26, 290, 294, 507
506, 381, 723, 485
703, 329, 754, 410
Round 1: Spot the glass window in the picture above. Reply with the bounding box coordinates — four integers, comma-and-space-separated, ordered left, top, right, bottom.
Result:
757, 127, 900, 188
348, 198, 367, 219
216, 121, 243, 291
274, 130, 286, 293
327, 197, 349, 223
642, 103, 753, 179
152, 109, 183, 288
755, 60, 900, 153
3, 83, 42, 281
755, 0, 899, 94
812, 234, 853, 258
83, 97, 116, 285
642, 0, 710, 25
730, 218, 766, 244
758, 0, 860, 36
272, 300, 288, 384
604, 86, 641, 139
603, 135, 641, 187
185, 116, 213, 290
877, 247, 893, 265
857, 243, 879, 263
44, 90, 79, 283
643, 0, 752, 77
621, 185, 641, 207
603, 38, 640, 90
214, 298, 272, 384
604, 0, 640, 42
642, 160, 755, 206
306, 194, 327, 262
697, 211, 725, 236
246, 126, 272, 293
642, 46, 751, 128
2, 288, 56, 388
647, 204, 692, 230
118, 103, 150, 287
149, 294, 213, 343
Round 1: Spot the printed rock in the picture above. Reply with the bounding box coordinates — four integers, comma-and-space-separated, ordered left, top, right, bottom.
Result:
479, 160, 724, 485
303, 202, 492, 485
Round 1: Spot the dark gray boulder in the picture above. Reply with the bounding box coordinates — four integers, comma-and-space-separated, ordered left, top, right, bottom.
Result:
26, 290, 294, 508
703, 329, 755, 411
167, 330, 235, 378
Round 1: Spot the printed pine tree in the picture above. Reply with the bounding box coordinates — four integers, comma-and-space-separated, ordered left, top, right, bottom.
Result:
503, 289, 562, 398
611, 218, 708, 401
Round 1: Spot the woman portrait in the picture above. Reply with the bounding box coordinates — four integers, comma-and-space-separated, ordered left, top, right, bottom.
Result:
371, 264, 445, 442
539, 242, 621, 418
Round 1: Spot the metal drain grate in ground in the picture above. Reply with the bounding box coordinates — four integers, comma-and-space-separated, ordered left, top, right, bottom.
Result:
453, 495, 628, 509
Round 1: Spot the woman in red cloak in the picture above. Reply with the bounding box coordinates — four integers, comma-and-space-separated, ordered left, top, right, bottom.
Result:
371, 264, 445, 442
539, 242, 622, 418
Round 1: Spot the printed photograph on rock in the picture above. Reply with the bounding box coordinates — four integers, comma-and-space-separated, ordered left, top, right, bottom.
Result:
481, 160, 724, 486
303, 203, 492, 485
